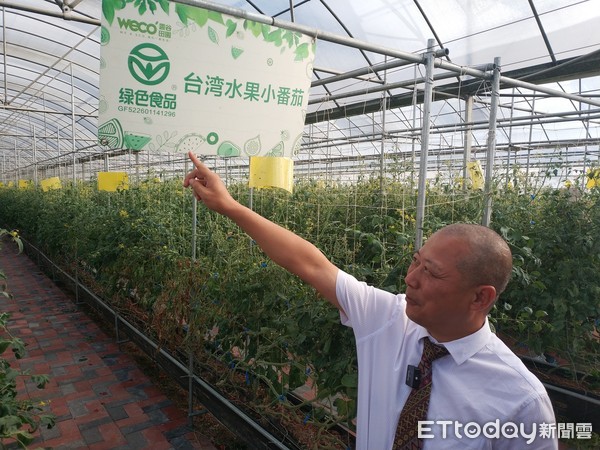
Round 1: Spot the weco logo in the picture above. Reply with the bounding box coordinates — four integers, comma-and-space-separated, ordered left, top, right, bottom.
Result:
128, 43, 170, 86
117, 18, 159, 35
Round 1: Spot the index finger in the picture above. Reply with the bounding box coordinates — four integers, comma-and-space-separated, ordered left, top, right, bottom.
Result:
188, 151, 204, 169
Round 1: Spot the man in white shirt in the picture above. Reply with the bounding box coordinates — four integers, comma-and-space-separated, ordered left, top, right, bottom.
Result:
184, 152, 558, 450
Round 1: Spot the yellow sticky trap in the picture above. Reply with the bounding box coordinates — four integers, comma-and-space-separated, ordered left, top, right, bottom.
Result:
467, 161, 484, 190
18, 179, 32, 189
40, 177, 62, 192
249, 156, 294, 193
586, 168, 599, 189
98, 172, 129, 192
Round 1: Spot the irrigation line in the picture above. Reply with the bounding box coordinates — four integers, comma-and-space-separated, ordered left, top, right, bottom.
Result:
543, 383, 600, 407
20, 239, 294, 450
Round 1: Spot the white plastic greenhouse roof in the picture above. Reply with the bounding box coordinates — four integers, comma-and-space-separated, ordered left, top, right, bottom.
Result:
1, 0, 600, 178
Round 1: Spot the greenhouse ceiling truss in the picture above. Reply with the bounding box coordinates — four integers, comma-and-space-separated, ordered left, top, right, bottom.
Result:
1, 0, 599, 195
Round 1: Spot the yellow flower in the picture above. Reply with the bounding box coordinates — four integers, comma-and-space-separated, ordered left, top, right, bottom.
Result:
119, 209, 129, 218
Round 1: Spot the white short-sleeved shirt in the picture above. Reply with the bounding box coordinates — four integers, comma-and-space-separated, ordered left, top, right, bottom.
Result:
336, 270, 558, 450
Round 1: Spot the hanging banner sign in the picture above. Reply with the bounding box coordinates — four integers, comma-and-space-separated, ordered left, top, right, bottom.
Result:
98, 0, 315, 157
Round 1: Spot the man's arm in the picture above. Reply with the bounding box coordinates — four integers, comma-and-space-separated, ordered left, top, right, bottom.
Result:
183, 152, 341, 310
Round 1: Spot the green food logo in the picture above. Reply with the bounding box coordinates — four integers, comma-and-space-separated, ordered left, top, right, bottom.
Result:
128, 43, 170, 86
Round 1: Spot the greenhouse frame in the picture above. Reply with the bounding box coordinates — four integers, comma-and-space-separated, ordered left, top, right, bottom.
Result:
1, 1, 600, 449
2, 1, 600, 187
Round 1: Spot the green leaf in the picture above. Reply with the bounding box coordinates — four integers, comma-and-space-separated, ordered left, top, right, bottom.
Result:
32, 374, 50, 389
341, 373, 358, 388
261, 24, 271, 39
266, 29, 282, 46
158, 0, 170, 14
225, 19, 237, 37
0, 339, 11, 354
175, 4, 211, 27
294, 42, 309, 61
174, 3, 189, 25
208, 26, 219, 44
244, 20, 262, 37
102, 0, 116, 25
207, 10, 225, 25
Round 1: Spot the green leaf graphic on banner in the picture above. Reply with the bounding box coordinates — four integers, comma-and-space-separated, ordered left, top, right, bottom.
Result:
208, 26, 219, 44
175, 133, 206, 153
266, 28, 283, 46
98, 118, 124, 148
174, 3, 189, 25
174, 4, 224, 27
244, 20, 262, 37
124, 132, 151, 151
295, 43, 309, 61
261, 24, 271, 40
283, 30, 294, 48
244, 135, 261, 156
231, 47, 244, 59
102, 0, 126, 25
267, 141, 285, 157
158, 0, 169, 14
226, 19, 237, 37
100, 26, 110, 45
168, 4, 313, 59
217, 141, 241, 157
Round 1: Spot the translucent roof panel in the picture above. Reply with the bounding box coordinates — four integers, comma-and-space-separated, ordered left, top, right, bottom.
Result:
1, 0, 599, 178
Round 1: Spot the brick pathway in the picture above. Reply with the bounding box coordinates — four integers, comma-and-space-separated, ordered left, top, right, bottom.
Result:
0, 243, 219, 450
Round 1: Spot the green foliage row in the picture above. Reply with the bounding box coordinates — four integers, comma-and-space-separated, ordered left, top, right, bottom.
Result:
0, 230, 56, 448
0, 172, 598, 441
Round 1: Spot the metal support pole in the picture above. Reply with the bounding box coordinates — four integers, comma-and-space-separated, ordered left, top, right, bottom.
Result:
2, 7, 7, 103
135, 152, 140, 183
482, 58, 501, 227
410, 64, 418, 188
15, 140, 18, 185
56, 125, 61, 180
33, 127, 38, 186
525, 95, 536, 193
505, 88, 516, 189
188, 191, 199, 425
462, 95, 473, 191
71, 63, 76, 183
414, 39, 435, 249
380, 57, 387, 196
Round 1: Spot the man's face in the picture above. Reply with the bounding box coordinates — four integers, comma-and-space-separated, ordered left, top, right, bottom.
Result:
403, 231, 479, 341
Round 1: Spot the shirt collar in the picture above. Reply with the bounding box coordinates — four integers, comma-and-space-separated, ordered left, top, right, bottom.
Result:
417, 318, 493, 366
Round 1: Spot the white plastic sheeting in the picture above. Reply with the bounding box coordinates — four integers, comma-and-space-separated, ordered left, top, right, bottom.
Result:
1, 0, 599, 182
